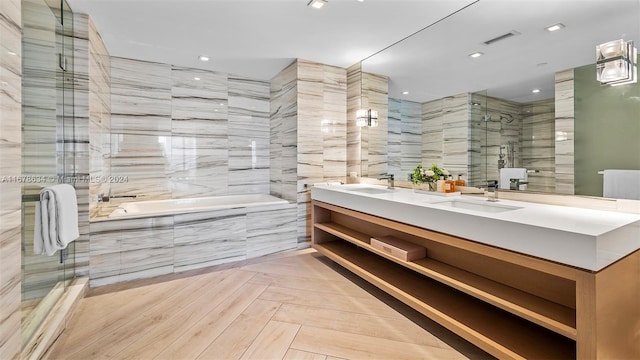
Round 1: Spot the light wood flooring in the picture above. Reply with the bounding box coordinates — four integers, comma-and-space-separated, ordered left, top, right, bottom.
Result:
46, 248, 492, 360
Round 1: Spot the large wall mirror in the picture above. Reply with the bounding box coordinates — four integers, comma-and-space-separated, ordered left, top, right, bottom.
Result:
359, 0, 640, 198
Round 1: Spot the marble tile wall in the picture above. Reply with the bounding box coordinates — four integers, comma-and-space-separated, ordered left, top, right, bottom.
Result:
521, 98, 555, 192
422, 93, 470, 179
109, 57, 173, 200
269, 61, 297, 203
388, 98, 422, 179
555, 69, 575, 194
86, 16, 111, 220
228, 75, 271, 195
346, 63, 362, 177
296, 59, 347, 243
0, 0, 22, 357
362, 72, 388, 177
270, 59, 347, 244
170, 66, 229, 198
90, 202, 296, 286
108, 58, 271, 202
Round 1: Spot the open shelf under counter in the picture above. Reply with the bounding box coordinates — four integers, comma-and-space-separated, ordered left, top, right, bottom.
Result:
314, 221, 576, 339
311, 199, 640, 359
314, 240, 576, 360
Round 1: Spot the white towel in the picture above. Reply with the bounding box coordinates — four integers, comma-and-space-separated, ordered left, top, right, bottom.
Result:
603, 169, 640, 200
34, 184, 80, 256
499, 168, 528, 190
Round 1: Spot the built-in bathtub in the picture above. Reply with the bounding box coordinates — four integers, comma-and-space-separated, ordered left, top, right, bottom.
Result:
90, 194, 297, 287
108, 194, 289, 218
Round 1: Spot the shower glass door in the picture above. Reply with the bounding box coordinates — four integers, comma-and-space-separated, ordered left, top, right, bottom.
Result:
21, 0, 75, 348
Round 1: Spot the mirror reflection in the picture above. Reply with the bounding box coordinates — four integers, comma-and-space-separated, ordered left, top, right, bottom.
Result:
358, 0, 640, 199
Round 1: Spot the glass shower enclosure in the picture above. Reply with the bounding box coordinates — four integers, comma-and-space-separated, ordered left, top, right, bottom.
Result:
20, 0, 76, 349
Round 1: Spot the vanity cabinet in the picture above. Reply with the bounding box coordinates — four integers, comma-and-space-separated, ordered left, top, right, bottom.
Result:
312, 200, 639, 359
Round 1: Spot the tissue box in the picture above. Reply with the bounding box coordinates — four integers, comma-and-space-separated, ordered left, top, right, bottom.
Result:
370, 236, 426, 261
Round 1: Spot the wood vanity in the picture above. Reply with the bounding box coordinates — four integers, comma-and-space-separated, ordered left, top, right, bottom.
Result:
311, 185, 640, 359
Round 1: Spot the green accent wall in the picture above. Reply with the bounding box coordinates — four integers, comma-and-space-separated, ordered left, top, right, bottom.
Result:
574, 64, 640, 197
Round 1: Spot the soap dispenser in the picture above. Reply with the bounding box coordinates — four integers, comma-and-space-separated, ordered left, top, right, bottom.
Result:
455, 174, 465, 187
445, 175, 456, 193
437, 176, 445, 192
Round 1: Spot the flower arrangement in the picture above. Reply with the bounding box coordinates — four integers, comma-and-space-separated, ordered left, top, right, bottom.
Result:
410, 163, 449, 185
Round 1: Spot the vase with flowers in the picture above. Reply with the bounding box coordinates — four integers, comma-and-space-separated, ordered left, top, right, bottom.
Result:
410, 163, 449, 192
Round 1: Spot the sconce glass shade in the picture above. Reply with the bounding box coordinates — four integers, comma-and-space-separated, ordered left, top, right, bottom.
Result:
596, 39, 637, 86
356, 109, 369, 127
356, 109, 378, 127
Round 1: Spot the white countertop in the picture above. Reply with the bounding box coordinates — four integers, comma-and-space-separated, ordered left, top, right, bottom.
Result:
311, 184, 640, 271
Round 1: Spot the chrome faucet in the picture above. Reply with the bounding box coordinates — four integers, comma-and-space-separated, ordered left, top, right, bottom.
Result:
486, 180, 499, 202
378, 173, 395, 189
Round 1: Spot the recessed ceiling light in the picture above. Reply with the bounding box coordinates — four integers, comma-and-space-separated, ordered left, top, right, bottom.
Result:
193, 77, 201, 81
469, 52, 484, 58
198, 55, 209, 61
357, 0, 364, 2
402, 91, 409, 95
7, 51, 17, 56
472, 102, 481, 106
545, 23, 565, 32
219, 103, 225, 106
307, 0, 327, 9
532, 89, 541, 93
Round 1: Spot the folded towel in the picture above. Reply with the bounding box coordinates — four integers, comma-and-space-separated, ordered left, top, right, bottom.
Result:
603, 169, 640, 200
34, 184, 80, 256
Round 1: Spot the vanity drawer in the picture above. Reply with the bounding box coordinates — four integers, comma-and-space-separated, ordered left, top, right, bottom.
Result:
370, 236, 426, 261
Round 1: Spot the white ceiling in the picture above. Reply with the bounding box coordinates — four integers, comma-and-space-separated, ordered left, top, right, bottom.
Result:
66, 0, 640, 103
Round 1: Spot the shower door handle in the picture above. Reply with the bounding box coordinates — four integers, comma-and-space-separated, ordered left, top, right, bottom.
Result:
58, 53, 67, 72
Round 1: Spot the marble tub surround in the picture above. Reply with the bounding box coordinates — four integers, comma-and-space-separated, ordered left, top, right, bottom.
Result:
109, 57, 173, 200
312, 183, 640, 271
0, 0, 22, 357
107, 57, 271, 204
270, 59, 347, 244
90, 202, 296, 287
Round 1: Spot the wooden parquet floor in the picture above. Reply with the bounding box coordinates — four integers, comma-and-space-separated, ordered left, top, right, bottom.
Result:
46, 249, 492, 360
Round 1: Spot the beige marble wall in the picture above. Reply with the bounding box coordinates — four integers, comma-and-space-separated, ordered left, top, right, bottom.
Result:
108, 57, 272, 202
388, 98, 422, 179
270, 59, 347, 244
521, 98, 555, 192
346, 63, 362, 176
0, 0, 22, 357
422, 93, 470, 178
86, 17, 111, 220
555, 69, 575, 194
269, 61, 297, 203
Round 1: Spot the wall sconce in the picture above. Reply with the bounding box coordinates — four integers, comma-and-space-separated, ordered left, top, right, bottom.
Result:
356, 109, 378, 127
596, 39, 637, 86
307, 0, 327, 9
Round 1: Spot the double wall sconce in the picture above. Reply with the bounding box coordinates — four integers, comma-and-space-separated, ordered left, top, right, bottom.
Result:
596, 39, 637, 86
356, 109, 378, 127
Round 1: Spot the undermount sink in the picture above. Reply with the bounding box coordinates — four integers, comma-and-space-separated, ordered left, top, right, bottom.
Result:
432, 199, 522, 213
343, 187, 394, 195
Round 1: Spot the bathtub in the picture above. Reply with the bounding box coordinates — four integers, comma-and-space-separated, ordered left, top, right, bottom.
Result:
92, 193, 298, 287
108, 194, 289, 218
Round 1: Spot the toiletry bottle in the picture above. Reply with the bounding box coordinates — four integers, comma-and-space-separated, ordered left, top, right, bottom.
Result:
455, 174, 465, 187
437, 176, 445, 192
445, 175, 455, 193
